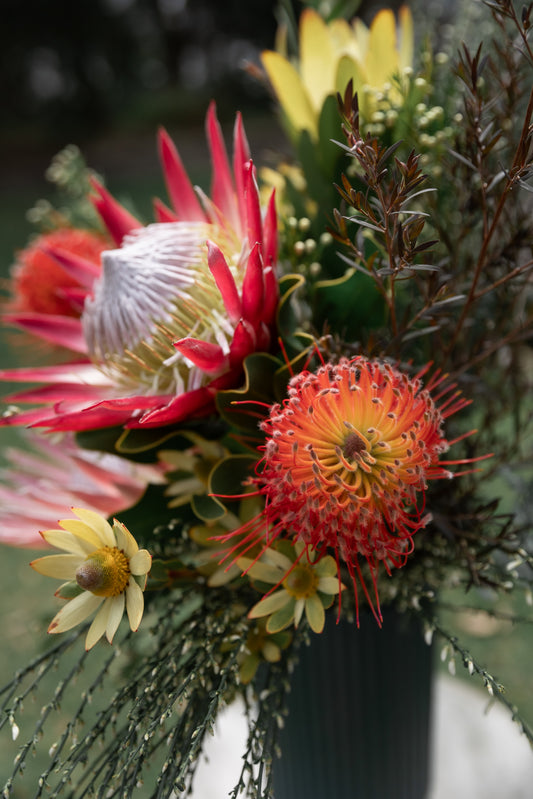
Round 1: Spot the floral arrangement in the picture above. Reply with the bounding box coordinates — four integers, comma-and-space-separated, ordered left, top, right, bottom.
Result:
1, 0, 533, 795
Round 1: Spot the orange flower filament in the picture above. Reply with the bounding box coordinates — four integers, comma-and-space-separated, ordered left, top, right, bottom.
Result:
227, 356, 473, 620
8, 229, 106, 317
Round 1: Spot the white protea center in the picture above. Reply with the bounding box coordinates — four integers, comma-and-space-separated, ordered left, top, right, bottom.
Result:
82, 222, 245, 395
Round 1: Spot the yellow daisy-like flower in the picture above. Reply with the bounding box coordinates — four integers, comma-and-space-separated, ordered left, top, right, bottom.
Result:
262, 6, 413, 139
238, 619, 291, 684
31, 508, 151, 650
238, 541, 342, 634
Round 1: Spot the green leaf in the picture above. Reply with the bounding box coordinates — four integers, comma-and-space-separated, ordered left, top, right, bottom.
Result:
317, 93, 345, 176
272, 341, 317, 401
191, 493, 227, 522
116, 419, 227, 457
326, 0, 361, 22
115, 483, 193, 544
216, 352, 281, 434
75, 426, 127, 456
208, 454, 257, 503
147, 558, 186, 582
55, 580, 84, 600
77, 421, 227, 462
297, 125, 339, 207
312, 267, 385, 339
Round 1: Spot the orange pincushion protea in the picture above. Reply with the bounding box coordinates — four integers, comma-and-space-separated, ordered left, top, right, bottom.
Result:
225, 356, 474, 621
4, 228, 107, 351
7, 229, 106, 317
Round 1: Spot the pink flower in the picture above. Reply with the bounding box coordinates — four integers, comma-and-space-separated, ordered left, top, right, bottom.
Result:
0, 104, 278, 431
0, 432, 163, 548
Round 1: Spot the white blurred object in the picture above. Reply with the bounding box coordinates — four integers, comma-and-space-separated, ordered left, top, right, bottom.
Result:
430, 675, 533, 799
190, 674, 533, 799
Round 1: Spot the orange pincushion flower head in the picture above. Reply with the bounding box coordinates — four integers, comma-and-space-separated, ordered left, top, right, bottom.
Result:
228, 356, 473, 621
7, 228, 107, 317
3, 227, 108, 354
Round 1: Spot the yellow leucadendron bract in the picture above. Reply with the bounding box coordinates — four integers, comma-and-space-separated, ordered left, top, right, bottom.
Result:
261, 6, 414, 140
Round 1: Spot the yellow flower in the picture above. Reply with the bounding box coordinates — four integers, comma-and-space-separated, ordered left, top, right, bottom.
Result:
261, 6, 413, 139
160, 433, 228, 509
238, 541, 342, 634
238, 619, 292, 684
31, 508, 151, 650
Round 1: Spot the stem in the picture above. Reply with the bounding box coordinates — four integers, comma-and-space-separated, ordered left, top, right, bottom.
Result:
443, 88, 533, 362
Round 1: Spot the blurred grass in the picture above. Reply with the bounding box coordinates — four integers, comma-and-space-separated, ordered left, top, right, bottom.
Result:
0, 148, 532, 794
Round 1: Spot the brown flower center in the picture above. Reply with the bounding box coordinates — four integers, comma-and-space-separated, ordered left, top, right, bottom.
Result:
282, 564, 319, 599
75, 546, 130, 597
343, 431, 367, 460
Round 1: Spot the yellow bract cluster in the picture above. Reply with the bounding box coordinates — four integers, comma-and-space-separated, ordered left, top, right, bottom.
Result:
262, 6, 414, 139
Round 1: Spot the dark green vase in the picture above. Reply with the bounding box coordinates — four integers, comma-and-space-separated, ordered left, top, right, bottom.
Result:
273, 611, 433, 799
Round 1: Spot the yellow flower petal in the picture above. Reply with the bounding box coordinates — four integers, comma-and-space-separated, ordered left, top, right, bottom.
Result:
352, 18, 369, 60
129, 549, 151, 576
398, 6, 414, 73
262, 547, 293, 572
262, 640, 282, 663
293, 540, 306, 559
237, 557, 283, 584
57, 519, 102, 549
125, 577, 144, 632
328, 17, 360, 57
300, 9, 336, 113
71, 508, 115, 547
305, 592, 326, 633
56, 519, 101, 549
40, 529, 96, 557
366, 9, 398, 89
335, 55, 368, 100
261, 50, 317, 137
31, 553, 84, 579
318, 576, 341, 595
313, 555, 338, 578
85, 600, 111, 650
105, 593, 125, 643
248, 589, 289, 619
266, 598, 296, 633
207, 562, 241, 587
113, 519, 138, 558
294, 598, 305, 627
48, 591, 103, 634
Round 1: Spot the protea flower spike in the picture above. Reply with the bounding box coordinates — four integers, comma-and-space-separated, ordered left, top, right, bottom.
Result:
0, 103, 278, 431
220, 356, 485, 623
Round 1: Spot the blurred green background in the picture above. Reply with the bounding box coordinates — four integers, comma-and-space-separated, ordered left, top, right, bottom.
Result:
0, 0, 531, 794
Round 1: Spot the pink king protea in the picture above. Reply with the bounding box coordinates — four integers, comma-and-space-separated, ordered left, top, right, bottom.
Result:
0, 431, 163, 548
0, 104, 278, 431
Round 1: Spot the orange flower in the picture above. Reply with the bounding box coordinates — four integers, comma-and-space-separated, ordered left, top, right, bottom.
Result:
223, 356, 476, 621
4, 228, 107, 351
